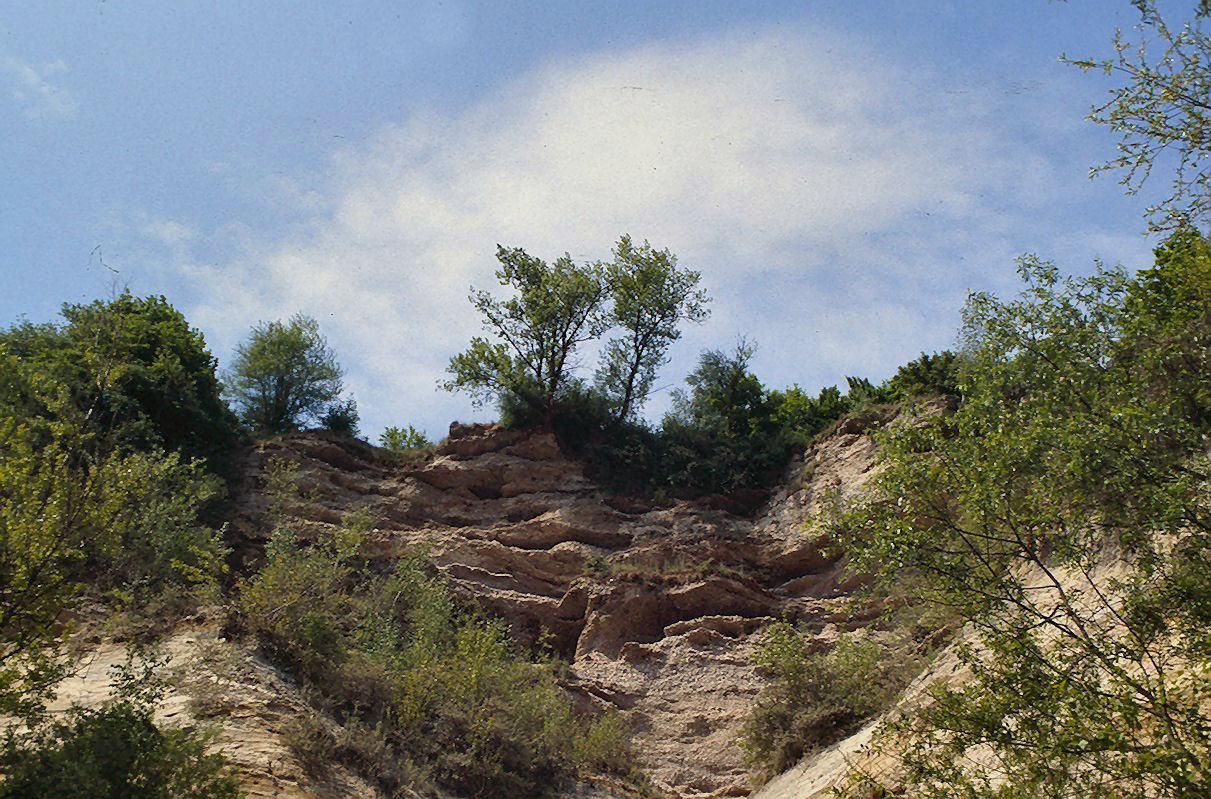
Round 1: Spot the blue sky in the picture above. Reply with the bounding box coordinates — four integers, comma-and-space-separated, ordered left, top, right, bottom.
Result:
0, 1, 1183, 439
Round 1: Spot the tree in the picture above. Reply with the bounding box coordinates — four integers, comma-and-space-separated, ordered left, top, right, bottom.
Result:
595, 236, 709, 424
1064, 3, 1210, 230
668, 340, 771, 439
0, 292, 240, 472
0, 309, 230, 713
660, 341, 791, 494
884, 350, 961, 400
832, 234, 1211, 797
444, 237, 712, 427
444, 244, 610, 421
225, 314, 344, 434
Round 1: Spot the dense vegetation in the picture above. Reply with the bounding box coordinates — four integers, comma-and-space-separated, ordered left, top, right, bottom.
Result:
740, 5, 1211, 789
0, 294, 239, 707
0, 295, 245, 792
536, 344, 957, 505
737, 229, 1211, 794
740, 621, 938, 778
824, 231, 1211, 798
0, 660, 240, 799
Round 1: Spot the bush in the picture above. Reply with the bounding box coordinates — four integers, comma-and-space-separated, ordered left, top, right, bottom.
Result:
378, 424, 432, 451
0, 665, 240, 799
0, 313, 232, 710
497, 338, 935, 504
86, 449, 228, 602
884, 350, 960, 401
320, 396, 359, 436
500, 345, 870, 502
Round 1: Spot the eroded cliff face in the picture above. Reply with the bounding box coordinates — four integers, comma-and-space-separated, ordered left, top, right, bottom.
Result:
43, 420, 888, 799
219, 420, 885, 798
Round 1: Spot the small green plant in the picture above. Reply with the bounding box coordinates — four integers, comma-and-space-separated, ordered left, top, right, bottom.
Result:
584, 552, 609, 572
378, 424, 432, 451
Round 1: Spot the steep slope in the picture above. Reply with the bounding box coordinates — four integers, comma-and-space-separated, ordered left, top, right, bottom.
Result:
751, 522, 1155, 798
221, 420, 886, 798
49, 619, 393, 799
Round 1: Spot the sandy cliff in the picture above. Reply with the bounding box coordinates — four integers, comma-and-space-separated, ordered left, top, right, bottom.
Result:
51, 419, 890, 798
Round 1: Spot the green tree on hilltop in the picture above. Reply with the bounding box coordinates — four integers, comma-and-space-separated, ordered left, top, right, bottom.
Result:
443, 244, 611, 421
444, 236, 710, 427
596, 235, 709, 424
1, 292, 240, 471
379, 424, 432, 450
225, 314, 345, 435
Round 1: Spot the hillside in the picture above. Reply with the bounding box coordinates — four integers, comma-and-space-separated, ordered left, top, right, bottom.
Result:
49, 414, 893, 798
31, 230, 1210, 797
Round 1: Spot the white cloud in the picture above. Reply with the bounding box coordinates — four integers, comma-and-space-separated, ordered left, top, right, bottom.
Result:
3, 55, 77, 120
141, 218, 197, 247
168, 23, 1125, 438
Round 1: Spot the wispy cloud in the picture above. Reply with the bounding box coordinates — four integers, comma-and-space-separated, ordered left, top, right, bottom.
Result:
3, 55, 77, 120
141, 218, 197, 247
161, 24, 1121, 437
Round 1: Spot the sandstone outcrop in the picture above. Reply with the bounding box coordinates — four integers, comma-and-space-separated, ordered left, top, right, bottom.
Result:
215, 420, 886, 798
44, 418, 890, 799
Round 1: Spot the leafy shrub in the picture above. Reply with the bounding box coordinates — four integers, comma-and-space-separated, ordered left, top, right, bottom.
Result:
378, 424, 432, 451
320, 396, 360, 436
504, 343, 891, 503
741, 623, 926, 776
767, 384, 849, 445
0, 315, 231, 710
884, 350, 960, 401
86, 449, 228, 602
0, 663, 240, 799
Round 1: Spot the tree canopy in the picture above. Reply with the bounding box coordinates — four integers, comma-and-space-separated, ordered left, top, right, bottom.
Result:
595, 236, 709, 424
832, 232, 1211, 797
1065, 2, 1210, 230
444, 245, 609, 421
443, 236, 708, 425
0, 292, 240, 471
225, 314, 345, 434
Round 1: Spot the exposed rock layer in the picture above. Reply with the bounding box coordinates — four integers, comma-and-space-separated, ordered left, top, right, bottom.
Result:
218, 421, 884, 798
